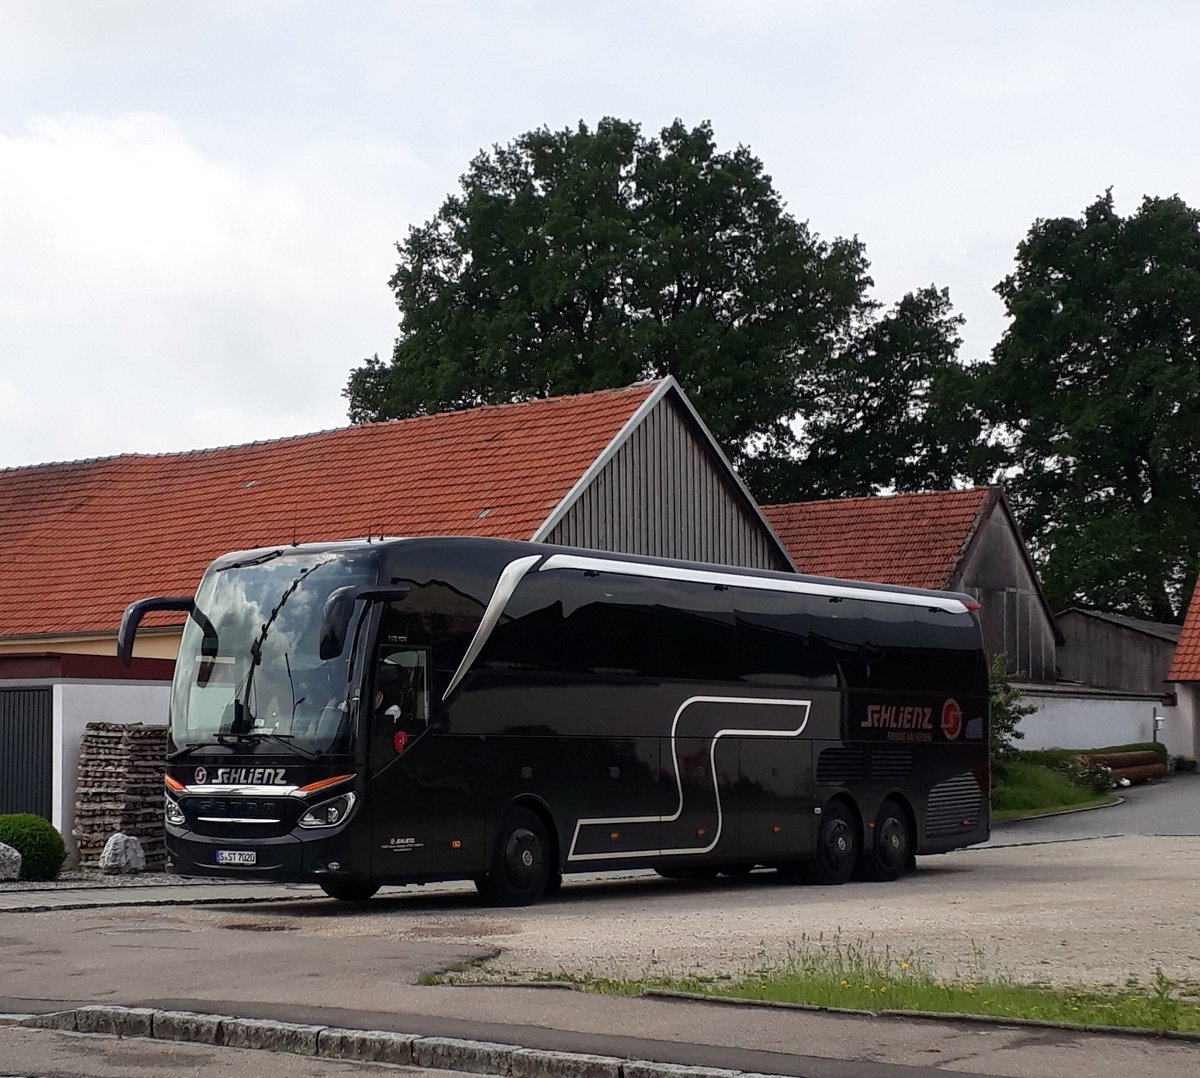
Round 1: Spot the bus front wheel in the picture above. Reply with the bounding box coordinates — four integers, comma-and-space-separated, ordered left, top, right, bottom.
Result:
476, 807, 552, 907
319, 880, 380, 901
803, 801, 859, 885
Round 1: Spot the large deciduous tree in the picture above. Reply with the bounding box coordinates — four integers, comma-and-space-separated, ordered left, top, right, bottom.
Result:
346, 117, 966, 494
976, 192, 1200, 621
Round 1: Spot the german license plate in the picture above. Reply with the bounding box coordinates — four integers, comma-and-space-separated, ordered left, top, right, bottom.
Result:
216, 850, 256, 866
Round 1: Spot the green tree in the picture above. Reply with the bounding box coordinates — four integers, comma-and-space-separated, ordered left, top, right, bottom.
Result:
761, 285, 973, 501
975, 192, 1200, 621
347, 117, 966, 491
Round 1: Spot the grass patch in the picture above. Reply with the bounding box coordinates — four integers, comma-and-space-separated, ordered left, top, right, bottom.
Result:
991, 758, 1105, 815
529, 938, 1200, 1034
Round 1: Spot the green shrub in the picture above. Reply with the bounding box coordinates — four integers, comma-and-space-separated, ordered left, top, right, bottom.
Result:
0, 814, 67, 881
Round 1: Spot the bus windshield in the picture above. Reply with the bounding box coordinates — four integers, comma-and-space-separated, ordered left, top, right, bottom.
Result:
170, 551, 377, 755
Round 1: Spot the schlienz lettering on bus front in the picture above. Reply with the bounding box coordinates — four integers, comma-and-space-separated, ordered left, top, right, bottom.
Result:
202, 767, 288, 786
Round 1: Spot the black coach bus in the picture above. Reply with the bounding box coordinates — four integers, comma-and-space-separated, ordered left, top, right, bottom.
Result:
118, 536, 990, 906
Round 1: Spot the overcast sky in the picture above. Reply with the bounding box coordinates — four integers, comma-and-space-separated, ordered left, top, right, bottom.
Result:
2, 0, 1197, 469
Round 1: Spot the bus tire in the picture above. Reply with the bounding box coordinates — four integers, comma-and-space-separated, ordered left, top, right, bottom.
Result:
803, 801, 859, 885
861, 798, 912, 882
319, 880, 380, 901
476, 806, 552, 907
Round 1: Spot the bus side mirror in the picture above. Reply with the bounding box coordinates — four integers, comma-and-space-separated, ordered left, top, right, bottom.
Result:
318, 585, 411, 660
117, 596, 195, 665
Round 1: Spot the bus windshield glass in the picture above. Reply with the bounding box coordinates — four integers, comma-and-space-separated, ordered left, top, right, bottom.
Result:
170, 552, 377, 755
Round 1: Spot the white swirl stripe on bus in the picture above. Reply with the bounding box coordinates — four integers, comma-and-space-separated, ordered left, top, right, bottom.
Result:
566, 696, 812, 863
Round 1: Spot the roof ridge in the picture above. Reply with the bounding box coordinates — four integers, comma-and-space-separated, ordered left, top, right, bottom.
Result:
1, 380, 665, 475
764, 486, 993, 511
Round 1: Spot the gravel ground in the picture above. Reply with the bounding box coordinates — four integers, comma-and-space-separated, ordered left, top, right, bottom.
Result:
183, 834, 1200, 994
0, 869, 230, 891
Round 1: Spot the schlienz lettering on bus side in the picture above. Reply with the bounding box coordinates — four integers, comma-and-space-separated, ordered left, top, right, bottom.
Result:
861, 704, 933, 731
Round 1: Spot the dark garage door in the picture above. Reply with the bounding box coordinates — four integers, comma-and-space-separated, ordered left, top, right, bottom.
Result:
0, 687, 53, 817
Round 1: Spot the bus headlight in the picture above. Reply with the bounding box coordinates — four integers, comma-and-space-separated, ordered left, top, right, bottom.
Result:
298, 792, 357, 829
165, 797, 186, 826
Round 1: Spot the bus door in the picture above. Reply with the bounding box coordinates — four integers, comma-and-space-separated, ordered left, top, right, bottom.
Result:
368, 644, 477, 876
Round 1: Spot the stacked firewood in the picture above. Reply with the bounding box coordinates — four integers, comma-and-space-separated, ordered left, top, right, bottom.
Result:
73, 722, 168, 869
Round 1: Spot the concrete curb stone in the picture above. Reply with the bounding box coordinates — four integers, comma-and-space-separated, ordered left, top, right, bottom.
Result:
219, 1016, 326, 1054
621, 1063, 744, 1078
511, 1047, 622, 1078
13, 1005, 808, 1078
412, 1035, 518, 1074
317, 1027, 419, 1064
152, 1009, 225, 1043
74, 1005, 156, 1037
24, 1011, 78, 1031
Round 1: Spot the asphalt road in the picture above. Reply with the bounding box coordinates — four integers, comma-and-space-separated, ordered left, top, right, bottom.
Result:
1, 775, 1199, 1078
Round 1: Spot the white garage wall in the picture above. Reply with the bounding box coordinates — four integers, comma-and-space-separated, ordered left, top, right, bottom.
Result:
1015, 687, 1183, 756
54, 680, 171, 860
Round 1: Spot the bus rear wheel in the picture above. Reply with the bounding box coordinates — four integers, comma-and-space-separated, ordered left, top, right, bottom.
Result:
476, 806, 552, 907
860, 798, 912, 882
319, 880, 380, 901
803, 801, 859, 885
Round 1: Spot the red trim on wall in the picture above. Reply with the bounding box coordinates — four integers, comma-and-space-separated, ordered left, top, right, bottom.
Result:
0, 652, 176, 682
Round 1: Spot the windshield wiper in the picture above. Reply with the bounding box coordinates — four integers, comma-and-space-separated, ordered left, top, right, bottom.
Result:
167, 740, 233, 762
218, 548, 285, 572
229, 730, 320, 760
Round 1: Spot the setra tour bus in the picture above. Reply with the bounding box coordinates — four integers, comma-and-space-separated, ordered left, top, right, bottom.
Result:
118, 536, 990, 906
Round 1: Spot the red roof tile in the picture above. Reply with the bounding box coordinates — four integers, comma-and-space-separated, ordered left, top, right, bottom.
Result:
1167, 575, 1200, 682
0, 382, 658, 639
762, 488, 994, 590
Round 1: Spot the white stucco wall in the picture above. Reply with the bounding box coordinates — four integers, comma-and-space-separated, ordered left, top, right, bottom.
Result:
1015, 686, 1184, 755
1170, 683, 1200, 759
53, 680, 172, 860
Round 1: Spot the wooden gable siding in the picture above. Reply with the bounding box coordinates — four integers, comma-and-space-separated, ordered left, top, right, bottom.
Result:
543, 394, 788, 571
954, 507, 1058, 682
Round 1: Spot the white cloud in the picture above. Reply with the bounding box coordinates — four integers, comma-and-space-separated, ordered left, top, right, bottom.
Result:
0, 111, 429, 466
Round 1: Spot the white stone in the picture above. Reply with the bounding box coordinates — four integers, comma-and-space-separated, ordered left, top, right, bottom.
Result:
98, 833, 146, 875
0, 842, 21, 881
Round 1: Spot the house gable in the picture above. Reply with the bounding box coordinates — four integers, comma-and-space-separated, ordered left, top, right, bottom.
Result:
540, 380, 793, 571
763, 486, 1061, 681
1168, 575, 1200, 683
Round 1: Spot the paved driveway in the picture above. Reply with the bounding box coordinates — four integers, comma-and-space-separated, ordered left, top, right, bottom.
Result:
990, 770, 1200, 845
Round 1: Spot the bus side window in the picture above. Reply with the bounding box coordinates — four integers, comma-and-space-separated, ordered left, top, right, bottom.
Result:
561, 572, 656, 677
479, 573, 563, 671
656, 579, 735, 681
735, 589, 832, 685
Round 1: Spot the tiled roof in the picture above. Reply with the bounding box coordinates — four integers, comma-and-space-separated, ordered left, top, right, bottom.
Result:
1058, 608, 1182, 644
761, 488, 994, 589
1167, 576, 1200, 682
0, 382, 658, 639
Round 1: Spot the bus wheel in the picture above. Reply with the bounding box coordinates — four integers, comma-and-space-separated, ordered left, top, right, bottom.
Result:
476, 807, 551, 907
319, 880, 380, 901
803, 801, 859, 885
861, 798, 912, 882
